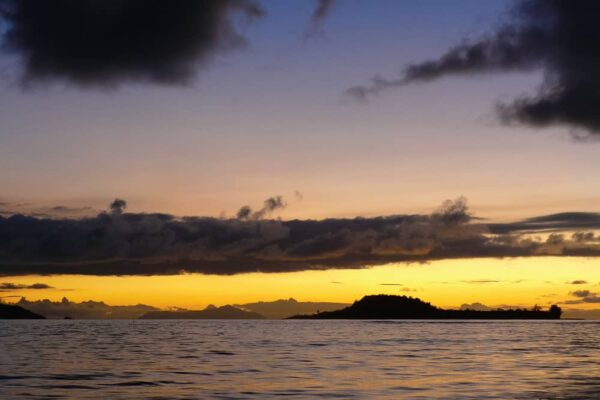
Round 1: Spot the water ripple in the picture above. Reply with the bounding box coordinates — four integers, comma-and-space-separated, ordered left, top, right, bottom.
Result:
1, 320, 599, 399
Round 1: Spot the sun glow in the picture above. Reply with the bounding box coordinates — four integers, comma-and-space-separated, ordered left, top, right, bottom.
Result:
3, 257, 598, 312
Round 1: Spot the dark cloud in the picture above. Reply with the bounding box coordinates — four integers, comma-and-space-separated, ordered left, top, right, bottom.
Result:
109, 198, 127, 215
348, 0, 600, 137
0, 0, 263, 88
565, 289, 600, 304
571, 290, 593, 298
0, 282, 53, 291
488, 212, 600, 234
237, 195, 286, 220
462, 280, 500, 284
0, 202, 98, 219
306, 0, 336, 37
257, 196, 287, 218
379, 283, 416, 292
3, 196, 600, 276
312, 0, 336, 25
236, 205, 253, 220
569, 280, 588, 285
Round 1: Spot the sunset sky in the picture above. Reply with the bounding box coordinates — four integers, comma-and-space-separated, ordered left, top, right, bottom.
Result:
1, 0, 600, 315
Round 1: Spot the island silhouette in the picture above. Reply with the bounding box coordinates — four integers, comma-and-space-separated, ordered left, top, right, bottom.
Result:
0, 302, 45, 319
15, 296, 159, 319
5, 295, 564, 320
139, 304, 264, 319
289, 295, 562, 319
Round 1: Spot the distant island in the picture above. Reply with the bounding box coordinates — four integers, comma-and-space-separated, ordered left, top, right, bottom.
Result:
289, 295, 562, 319
16, 297, 159, 319
6, 295, 564, 320
234, 298, 349, 319
139, 304, 264, 319
0, 303, 45, 319
12, 297, 348, 319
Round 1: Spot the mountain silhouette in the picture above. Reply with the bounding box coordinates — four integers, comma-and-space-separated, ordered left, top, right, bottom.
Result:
16, 297, 158, 319
290, 295, 562, 319
0, 303, 45, 319
233, 298, 349, 319
139, 304, 264, 319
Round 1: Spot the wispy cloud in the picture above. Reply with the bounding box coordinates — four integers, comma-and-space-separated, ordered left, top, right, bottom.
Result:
564, 289, 600, 304
306, 0, 337, 38
348, 1, 600, 138
0, 282, 53, 291
569, 280, 588, 285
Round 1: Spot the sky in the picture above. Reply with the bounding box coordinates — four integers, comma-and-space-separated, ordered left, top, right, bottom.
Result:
1, 0, 600, 315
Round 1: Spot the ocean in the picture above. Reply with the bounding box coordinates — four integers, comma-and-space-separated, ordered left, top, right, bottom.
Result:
1, 320, 599, 399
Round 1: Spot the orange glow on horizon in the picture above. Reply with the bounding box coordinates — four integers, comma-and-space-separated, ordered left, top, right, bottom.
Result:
2, 257, 599, 313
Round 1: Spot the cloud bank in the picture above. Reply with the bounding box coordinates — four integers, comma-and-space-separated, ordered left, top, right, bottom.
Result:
0, 201, 99, 219
0, 0, 263, 88
2, 196, 600, 276
348, 0, 600, 136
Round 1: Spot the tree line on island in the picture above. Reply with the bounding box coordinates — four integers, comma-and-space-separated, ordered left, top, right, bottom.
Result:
0, 295, 561, 320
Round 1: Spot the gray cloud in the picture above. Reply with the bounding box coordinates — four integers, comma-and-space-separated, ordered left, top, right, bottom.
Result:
0, 282, 53, 291
237, 196, 286, 221
488, 212, 600, 234
306, 0, 336, 37
348, 0, 600, 137
569, 280, 588, 285
0, 0, 264, 88
564, 289, 600, 304
109, 199, 127, 215
3, 196, 600, 276
571, 290, 593, 298
0, 202, 99, 219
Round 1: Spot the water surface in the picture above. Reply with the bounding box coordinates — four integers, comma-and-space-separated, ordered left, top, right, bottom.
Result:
1, 320, 599, 399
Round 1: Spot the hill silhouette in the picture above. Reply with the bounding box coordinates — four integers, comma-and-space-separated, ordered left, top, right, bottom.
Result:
0, 303, 45, 319
290, 295, 562, 319
234, 298, 349, 319
139, 304, 264, 319
16, 297, 158, 319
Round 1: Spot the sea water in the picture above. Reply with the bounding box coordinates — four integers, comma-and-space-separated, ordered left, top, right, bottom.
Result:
1, 320, 599, 399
